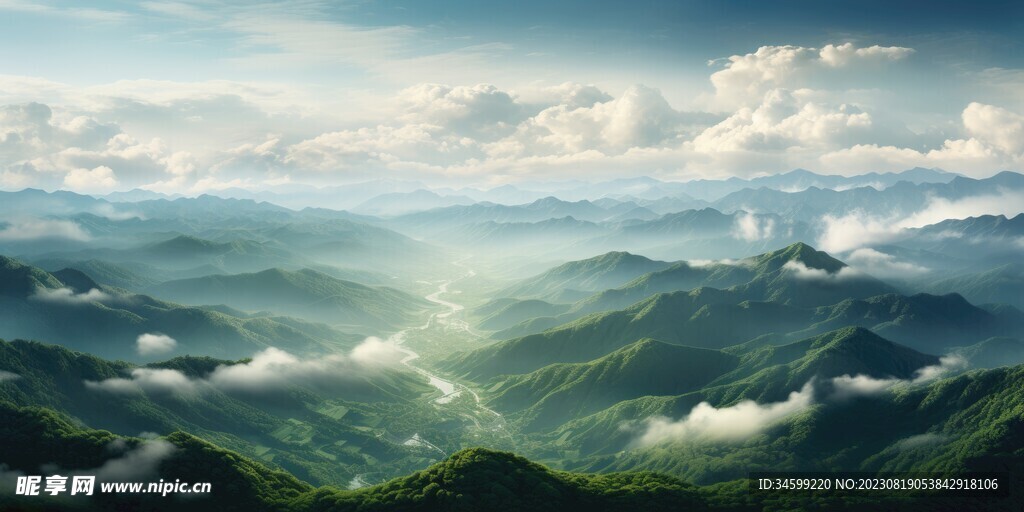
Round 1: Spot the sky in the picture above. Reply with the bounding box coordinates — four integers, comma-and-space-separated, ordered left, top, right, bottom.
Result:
0, 0, 1022, 194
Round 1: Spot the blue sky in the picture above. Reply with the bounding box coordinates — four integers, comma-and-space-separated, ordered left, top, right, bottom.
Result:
0, 0, 1021, 193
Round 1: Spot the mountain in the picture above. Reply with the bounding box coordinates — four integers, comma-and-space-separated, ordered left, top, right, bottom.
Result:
954, 337, 1024, 368
473, 299, 570, 332
710, 172, 1024, 224
0, 401, 706, 512
494, 243, 896, 340
900, 215, 1024, 267
680, 167, 958, 201
147, 268, 429, 332
436, 217, 610, 251
0, 338, 440, 487
565, 355, 1024, 491
551, 327, 941, 457
496, 251, 672, 300
352, 189, 477, 216
446, 285, 1019, 381
0, 256, 362, 360
487, 339, 739, 431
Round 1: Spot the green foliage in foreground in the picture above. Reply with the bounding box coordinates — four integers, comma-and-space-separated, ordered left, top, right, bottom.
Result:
0, 399, 1019, 511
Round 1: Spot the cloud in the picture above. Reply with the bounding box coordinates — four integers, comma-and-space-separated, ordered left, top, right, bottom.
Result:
817, 187, 1024, 253
209, 338, 405, 391
62, 165, 118, 192
85, 368, 196, 395
845, 248, 929, 278
91, 439, 176, 481
782, 260, 859, 280
893, 433, 948, 451
830, 355, 967, 399
31, 287, 110, 304
732, 212, 776, 241
0, 219, 90, 241
86, 337, 406, 396
0, 370, 20, 382
707, 43, 914, 110
136, 333, 177, 357
830, 374, 901, 400
632, 382, 814, 446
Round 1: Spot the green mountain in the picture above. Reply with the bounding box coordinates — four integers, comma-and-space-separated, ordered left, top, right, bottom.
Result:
488, 339, 739, 431
147, 268, 429, 332
0, 255, 361, 360
0, 401, 707, 512
447, 286, 1020, 381
550, 327, 941, 458
496, 251, 672, 300
569, 361, 1024, 491
496, 242, 896, 341
0, 338, 443, 487
954, 337, 1024, 368
922, 262, 1024, 309
474, 299, 570, 331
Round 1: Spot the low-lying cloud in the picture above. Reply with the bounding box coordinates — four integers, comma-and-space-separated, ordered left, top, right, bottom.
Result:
732, 212, 776, 242
85, 337, 406, 395
0, 370, 20, 382
817, 188, 1024, 253
632, 382, 815, 447
136, 333, 177, 356
830, 355, 967, 399
85, 368, 197, 395
633, 355, 968, 447
782, 260, 860, 281
844, 248, 929, 279
31, 287, 111, 304
0, 219, 90, 242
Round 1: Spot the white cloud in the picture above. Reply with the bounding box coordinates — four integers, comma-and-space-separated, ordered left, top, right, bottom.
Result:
845, 248, 929, 278
632, 382, 814, 446
817, 187, 1024, 253
85, 368, 196, 395
90, 439, 176, 482
31, 287, 110, 304
732, 212, 776, 241
830, 355, 967, 399
209, 337, 405, 391
782, 260, 859, 280
136, 333, 177, 357
0, 370, 20, 382
0, 219, 90, 241
893, 433, 948, 450
830, 374, 901, 399
82, 337, 409, 396
707, 43, 914, 110
62, 165, 118, 192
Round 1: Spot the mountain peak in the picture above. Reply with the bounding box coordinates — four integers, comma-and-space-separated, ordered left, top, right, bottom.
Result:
751, 242, 846, 274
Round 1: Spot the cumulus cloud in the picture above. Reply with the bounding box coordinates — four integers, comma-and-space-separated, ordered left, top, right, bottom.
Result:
136, 333, 177, 357
62, 165, 118, 192
732, 212, 776, 241
632, 382, 815, 446
0, 219, 90, 241
845, 248, 929, 278
31, 287, 110, 304
707, 43, 914, 110
0, 370, 20, 382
